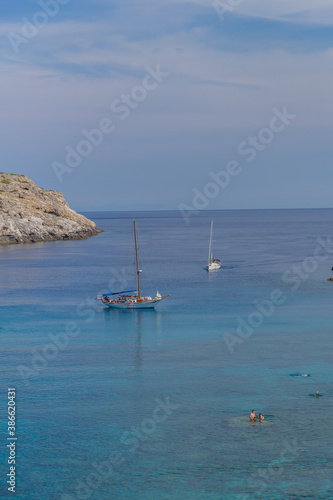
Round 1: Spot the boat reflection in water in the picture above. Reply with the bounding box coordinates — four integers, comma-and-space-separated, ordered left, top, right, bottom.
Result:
102, 308, 163, 373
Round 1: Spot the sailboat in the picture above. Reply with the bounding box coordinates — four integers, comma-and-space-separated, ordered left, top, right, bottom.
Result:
98, 220, 170, 309
205, 220, 221, 271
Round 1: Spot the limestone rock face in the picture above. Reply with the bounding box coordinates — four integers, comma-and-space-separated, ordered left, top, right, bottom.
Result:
0, 173, 102, 244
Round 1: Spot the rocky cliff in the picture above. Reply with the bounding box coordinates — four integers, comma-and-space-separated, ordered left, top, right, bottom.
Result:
0, 173, 102, 244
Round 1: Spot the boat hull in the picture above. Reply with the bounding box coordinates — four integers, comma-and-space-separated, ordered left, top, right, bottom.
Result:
102, 298, 163, 309
206, 262, 221, 271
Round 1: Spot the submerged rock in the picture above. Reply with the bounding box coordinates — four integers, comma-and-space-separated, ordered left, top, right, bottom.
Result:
0, 173, 102, 244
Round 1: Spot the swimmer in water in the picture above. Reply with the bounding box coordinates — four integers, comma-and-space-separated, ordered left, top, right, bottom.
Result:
249, 410, 256, 420
258, 413, 264, 420
301, 374, 310, 377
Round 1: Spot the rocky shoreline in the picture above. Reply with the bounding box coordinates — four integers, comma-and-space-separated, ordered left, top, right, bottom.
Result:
0, 173, 102, 244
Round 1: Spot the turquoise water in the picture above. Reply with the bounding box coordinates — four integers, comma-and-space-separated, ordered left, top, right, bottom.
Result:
0, 209, 333, 499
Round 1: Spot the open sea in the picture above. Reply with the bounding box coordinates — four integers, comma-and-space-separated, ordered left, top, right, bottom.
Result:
0, 208, 333, 500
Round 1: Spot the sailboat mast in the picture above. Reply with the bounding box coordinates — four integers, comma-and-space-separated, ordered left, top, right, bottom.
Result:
208, 220, 213, 263
133, 220, 141, 298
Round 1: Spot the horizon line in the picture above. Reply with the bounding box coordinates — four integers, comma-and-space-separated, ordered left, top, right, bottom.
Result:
79, 207, 333, 213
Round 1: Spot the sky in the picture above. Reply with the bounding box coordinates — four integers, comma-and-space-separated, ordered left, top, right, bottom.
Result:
1, 0, 333, 211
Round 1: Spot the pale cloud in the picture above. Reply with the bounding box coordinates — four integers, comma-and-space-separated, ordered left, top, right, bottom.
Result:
166, 0, 333, 25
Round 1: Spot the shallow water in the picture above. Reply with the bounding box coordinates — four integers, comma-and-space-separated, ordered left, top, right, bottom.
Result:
0, 209, 333, 499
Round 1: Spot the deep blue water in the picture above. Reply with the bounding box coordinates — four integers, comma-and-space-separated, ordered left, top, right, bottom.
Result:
0, 209, 333, 499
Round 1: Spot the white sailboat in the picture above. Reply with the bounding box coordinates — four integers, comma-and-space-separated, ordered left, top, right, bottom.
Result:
205, 220, 221, 271
98, 220, 169, 309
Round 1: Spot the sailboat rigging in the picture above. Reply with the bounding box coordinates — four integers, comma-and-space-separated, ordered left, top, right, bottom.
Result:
98, 220, 170, 309
205, 220, 221, 271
